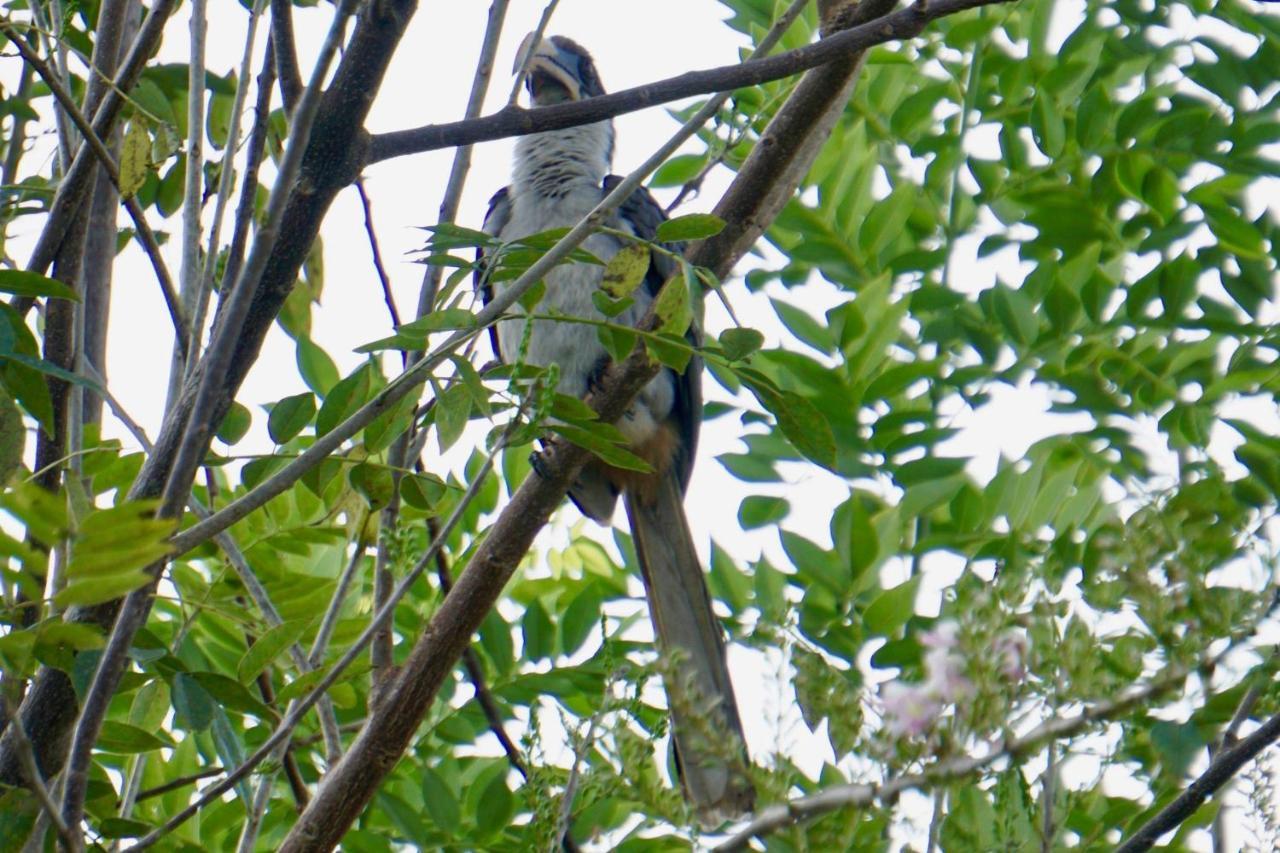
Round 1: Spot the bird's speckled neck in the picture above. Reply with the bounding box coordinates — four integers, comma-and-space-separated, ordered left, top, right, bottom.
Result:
513, 121, 614, 199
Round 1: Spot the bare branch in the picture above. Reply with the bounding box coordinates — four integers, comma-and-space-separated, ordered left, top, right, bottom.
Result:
0, 699, 76, 852
367, 0, 1013, 165
506, 0, 556, 106
270, 0, 304, 113
1117, 710, 1280, 852
354, 179, 401, 329
189, 0, 270, 370
715, 665, 1201, 852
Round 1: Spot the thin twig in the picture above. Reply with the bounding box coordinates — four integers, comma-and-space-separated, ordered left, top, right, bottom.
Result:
134, 767, 223, 802
1041, 740, 1056, 852
354, 179, 400, 329
431, 517, 527, 778
551, 710, 597, 853
507, 0, 558, 106
1, 699, 76, 852
309, 538, 368, 668
178, 0, 208, 351
222, 38, 277, 292
189, 0, 269, 370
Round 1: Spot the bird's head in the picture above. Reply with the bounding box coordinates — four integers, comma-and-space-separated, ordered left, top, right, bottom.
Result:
515, 34, 605, 105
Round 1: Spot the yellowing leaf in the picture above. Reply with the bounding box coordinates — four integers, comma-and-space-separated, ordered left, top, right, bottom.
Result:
119, 119, 150, 198
601, 243, 650, 298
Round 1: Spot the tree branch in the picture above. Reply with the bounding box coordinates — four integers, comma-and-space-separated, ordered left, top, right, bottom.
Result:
270, 0, 304, 113
715, 665, 1202, 851
366, 0, 1011, 165
1116, 710, 1280, 852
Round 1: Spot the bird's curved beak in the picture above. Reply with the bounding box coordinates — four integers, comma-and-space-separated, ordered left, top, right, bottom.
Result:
513, 34, 581, 104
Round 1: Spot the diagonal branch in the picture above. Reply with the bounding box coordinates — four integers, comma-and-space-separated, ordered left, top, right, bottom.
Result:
270, 0, 304, 113
714, 663, 1201, 852
1116, 710, 1280, 853
366, 0, 1012, 165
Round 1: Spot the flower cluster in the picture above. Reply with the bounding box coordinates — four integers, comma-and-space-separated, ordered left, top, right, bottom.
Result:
878, 621, 1028, 739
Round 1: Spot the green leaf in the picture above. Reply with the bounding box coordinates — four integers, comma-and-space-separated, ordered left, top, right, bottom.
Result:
434, 382, 472, 453
719, 328, 764, 361
55, 570, 153, 607
120, 118, 150, 198
474, 771, 515, 836
858, 184, 916, 260
1031, 91, 1065, 157
560, 582, 602, 655
268, 392, 316, 444
601, 243, 651, 297
216, 401, 251, 445
296, 337, 339, 397
863, 576, 920, 636
317, 365, 374, 437
653, 271, 692, 336
421, 767, 461, 833
548, 423, 652, 473
992, 284, 1039, 346
655, 213, 725, 241
650, 153, 707, 188
738, 495, 789, 529
171, 672, 216, 731
0, 270, 79, 302
0, 386, 25, 486
521, 598, 555, 661
401, 472, 446, 511
238, 619, 310, 683
742, 378, 837, 471
97, 721, 172, 753
398, 308, 477, 334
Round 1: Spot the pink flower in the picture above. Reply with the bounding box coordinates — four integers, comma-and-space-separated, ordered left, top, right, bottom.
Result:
920, 620, 960, 651
923, 645, 973, 702
880, 682, 941, 738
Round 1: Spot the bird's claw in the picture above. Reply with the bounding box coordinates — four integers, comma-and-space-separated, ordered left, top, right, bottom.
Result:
529, 448, 553, 481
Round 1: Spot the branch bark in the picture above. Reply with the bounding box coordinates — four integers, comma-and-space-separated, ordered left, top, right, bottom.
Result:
366, 0, 1008, 165
1116, 710, 1280, 853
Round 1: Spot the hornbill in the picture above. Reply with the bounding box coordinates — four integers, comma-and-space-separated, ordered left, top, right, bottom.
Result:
477, 35, 755, 823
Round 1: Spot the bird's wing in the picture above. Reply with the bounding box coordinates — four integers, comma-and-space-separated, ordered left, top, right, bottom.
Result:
477, 186, 512, 361
604, 175, 702, 494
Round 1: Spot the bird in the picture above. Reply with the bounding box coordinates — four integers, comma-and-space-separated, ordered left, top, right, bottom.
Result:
476, 34, 755, 824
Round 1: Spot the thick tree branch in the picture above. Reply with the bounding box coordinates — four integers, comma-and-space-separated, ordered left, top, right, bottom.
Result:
54, 2, 358, 831
1116, 710, 1280, 852
367, 0, 1010, 165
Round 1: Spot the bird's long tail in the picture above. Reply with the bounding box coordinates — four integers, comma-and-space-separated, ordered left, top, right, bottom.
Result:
625, 473, 755, 825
